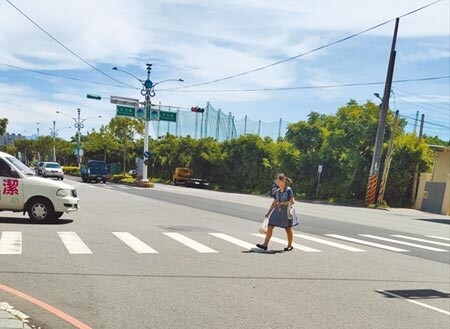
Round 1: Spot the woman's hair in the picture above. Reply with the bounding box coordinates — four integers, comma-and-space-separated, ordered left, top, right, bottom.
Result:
276, 173, 292, 184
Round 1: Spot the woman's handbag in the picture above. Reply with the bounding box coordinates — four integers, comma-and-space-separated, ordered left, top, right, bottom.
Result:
289, 207, 299, 226
259, 216, 268, 234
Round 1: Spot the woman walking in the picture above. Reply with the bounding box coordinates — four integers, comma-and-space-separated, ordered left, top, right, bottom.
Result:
257, 173, 297, 251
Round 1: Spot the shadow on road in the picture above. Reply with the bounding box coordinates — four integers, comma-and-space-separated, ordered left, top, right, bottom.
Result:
415, 218, 450, 225
0, 217, 73, 225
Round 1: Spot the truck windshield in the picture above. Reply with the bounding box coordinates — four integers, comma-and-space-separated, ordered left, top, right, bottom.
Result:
90, 162, 107, 169
5, 156, 35, 176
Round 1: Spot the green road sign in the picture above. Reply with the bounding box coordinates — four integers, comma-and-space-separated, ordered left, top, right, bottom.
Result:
159, 110, 177, 122
86, 94, 101, 100
116, 105, 135, 117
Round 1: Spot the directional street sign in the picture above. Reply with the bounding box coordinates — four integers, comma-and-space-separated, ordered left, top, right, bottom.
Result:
144, 151, 150, 158
159, 110, 177, 122
116, 105, 135, 117
135, 108, 145, 119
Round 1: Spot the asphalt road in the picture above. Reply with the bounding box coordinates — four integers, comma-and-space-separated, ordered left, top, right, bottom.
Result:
0, 177, 449, 329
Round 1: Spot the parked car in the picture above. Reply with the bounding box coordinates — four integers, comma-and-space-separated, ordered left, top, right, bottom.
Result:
41, 162, 64, 180
0, 151, 79, 221
35, 161, 45, 176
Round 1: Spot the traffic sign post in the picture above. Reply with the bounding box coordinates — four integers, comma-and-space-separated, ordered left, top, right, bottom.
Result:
116, 105, 135, 117
159, 110, 177, 122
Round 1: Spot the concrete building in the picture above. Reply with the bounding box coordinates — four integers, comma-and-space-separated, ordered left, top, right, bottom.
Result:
415, 145, 450, 215
0, 132, 26, 146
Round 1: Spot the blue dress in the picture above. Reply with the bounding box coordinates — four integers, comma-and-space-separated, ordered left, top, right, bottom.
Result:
268, 187, 298, 228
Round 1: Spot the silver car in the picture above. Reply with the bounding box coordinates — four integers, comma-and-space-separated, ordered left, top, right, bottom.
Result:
41, 162, 64, 180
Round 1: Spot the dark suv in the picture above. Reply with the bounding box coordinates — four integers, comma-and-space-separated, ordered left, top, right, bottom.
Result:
35, 161, 45, 176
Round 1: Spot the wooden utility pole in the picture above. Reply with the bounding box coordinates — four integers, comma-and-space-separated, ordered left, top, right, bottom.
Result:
377, 110, 399, 205
365, 18, 399, 205
411, 114, 425, 206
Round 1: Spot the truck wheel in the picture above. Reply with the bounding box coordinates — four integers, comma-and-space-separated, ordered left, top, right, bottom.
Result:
27, 197, 55, 221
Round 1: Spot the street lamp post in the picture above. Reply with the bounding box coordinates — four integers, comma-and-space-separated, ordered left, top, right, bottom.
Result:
56, 109, 102, 167
112, 64, 183, 184
36, 121, 71, 162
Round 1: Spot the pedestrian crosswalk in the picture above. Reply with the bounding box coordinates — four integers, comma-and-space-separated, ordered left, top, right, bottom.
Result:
0, 231, 448, 255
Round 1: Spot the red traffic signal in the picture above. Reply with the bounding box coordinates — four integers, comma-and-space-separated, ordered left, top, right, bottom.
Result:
191, 106, 205, 113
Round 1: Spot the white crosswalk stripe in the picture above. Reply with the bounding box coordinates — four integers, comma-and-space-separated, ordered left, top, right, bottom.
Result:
252, 234, 321, 252
425, 235, 450, 241
58, 232, 92, 254
163, 232, 218, 253
325, 234, 409, 252
112, 232, 158, 253
2, 231, 449, 256
209, 233, 256, 250
359, 234, 448, 252
391, 235, 450, 247
0, 232, 21, 254
294, 233, 367, 252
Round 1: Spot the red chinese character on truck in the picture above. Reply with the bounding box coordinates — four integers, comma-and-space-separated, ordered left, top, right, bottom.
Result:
2, 179, 19, 195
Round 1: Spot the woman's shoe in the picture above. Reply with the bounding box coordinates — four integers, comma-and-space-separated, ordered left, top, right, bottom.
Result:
256, 243, 268, 250
284, 246, 294, 251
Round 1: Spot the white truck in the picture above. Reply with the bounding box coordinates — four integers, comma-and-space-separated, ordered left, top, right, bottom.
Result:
0, 151, 80, 222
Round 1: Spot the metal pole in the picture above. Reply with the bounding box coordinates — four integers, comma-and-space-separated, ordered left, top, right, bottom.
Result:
52, 120, 56, 162
366, 18, 399, 205
77, 108, 81, 167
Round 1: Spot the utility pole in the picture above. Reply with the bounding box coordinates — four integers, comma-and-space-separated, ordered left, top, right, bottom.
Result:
76, 108, 81, 167
365, 18, 399, 205
56, 108, 101, 167
377, 110, 399, 205
52, 120, 56, 162
411, 114, 425, 206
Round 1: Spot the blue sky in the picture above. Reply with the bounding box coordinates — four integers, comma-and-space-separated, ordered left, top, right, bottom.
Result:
0, 0, 449, 141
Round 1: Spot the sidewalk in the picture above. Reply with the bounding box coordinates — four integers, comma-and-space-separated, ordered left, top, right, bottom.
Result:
0, 303, 32, 329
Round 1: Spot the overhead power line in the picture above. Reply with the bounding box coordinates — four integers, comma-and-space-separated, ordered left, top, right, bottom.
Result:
5, 0, 134, 89
1, 61, 448, 94
162, 0, 444, 91
0, 62, 137, 89
157, 76, 450, 92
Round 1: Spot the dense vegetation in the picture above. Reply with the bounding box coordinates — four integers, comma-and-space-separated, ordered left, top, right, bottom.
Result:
1, 100, 448, 207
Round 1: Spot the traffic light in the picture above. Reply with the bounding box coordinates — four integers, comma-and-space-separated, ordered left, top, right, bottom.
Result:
191, 106, 205, 113
86, 94, 101, 100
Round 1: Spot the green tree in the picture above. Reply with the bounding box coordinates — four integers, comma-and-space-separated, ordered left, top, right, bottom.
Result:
108, 117, 144, 173
0, 118, 8, 135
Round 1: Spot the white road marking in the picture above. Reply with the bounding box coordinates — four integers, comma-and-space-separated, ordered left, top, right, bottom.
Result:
112, 232, 158, 253
294, 233, 366, 252
58, 232, 92, 254
425, 235, 450, 241
163, 232, 217, 253
325, 234, 408, 252
209, 233, 255, 250
0, 232, 22, 254
252, 234, 321, 252
359, 235, 447, 252
391, 235, 450, 247
117, 186, 131, 189
377, 290, 450, 316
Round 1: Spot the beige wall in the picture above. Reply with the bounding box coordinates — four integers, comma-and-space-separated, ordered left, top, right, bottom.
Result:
416, 148, 450, 215
432, 151, 450, 183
